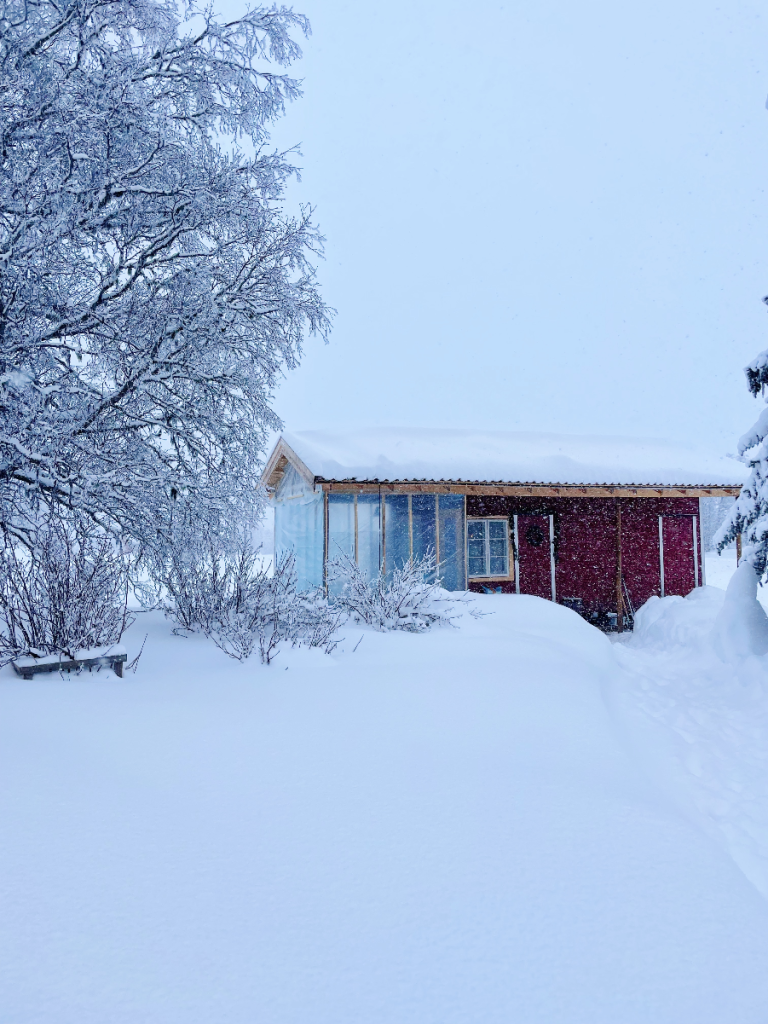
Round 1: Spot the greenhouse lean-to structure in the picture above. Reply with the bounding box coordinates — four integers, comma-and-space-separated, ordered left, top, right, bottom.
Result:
262, 429, 743, 630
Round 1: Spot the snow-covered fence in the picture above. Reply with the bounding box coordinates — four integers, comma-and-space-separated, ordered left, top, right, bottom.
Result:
0, 524, 132, 667
326, 550, 465, 632
160, 543, 343, 663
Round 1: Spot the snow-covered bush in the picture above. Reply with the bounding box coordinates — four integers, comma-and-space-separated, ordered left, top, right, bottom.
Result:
0, 522, 132, 666
326, 550, 463, 632
160, 541, 343, 663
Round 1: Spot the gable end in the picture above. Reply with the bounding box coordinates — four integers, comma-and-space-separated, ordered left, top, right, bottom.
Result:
261, 437, 316, 490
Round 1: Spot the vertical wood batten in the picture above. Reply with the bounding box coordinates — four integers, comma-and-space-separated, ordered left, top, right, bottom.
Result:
615, 499, 624, 632
549, 514, 556, 602
354, 494, 358, 565
513, 514, 520, 594
408, 494, 413, 560
435, 494, 441, 568
463, 495, 468, 590
698, 497, 706, 586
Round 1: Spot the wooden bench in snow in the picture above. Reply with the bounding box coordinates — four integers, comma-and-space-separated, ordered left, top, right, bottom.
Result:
12, 646, 128, 680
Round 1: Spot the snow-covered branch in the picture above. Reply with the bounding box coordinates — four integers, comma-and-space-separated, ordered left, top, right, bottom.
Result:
0, 0, 330, 555
326, 550, 466, 633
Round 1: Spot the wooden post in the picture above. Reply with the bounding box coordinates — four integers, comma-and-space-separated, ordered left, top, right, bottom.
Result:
616, 498, 624, 632
323, 490, 329, 595
736, 532, 742, 565
408, 493, 413, 560
354, 494, 358, 565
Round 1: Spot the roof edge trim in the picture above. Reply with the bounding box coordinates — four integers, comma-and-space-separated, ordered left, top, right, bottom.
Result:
318, 480, 741, 498
261, 437, 316, 490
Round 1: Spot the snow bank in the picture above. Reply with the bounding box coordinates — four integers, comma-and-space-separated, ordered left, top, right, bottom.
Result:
281, 427, 744, 485
631, 586, 726, 651
630, 563, 768, 663
3, 597, 768, 1022
712, 561, 768, 662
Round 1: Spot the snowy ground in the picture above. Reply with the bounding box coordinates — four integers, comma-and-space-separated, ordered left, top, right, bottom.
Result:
3, 554, 768, 1023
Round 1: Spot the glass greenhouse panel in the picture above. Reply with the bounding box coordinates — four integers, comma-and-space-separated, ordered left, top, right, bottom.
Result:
357, 494, 381, 579
412, 494, 437, 565
385, 494, 410, 574
273, 465, 324, 590
438, 495, 466, 591
328, 493, 355, 562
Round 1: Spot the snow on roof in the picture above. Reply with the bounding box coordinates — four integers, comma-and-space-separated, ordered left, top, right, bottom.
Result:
274, 428, 745, 487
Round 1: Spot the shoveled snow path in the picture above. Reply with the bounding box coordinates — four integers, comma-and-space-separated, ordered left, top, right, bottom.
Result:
2, 596, 768, 1023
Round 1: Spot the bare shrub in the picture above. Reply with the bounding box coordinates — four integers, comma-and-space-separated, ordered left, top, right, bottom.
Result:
161, 542, 343, 663
326, 550, 464, 632
0, 522, 132, 666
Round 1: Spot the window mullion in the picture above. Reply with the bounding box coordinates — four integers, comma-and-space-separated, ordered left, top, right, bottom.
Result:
485, 520, 490, 576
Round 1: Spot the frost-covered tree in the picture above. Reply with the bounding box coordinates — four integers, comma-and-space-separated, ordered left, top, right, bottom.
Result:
0, 0, 330, 553
716, 310, 768, 578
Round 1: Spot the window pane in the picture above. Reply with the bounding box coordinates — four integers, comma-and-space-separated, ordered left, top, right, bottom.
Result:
490, 554, 508, 576
356, 494, 381, 580
467, 535, 485, 558
385, 494, 410, 573
490, 520, 508, 575
467, 520, 486, 578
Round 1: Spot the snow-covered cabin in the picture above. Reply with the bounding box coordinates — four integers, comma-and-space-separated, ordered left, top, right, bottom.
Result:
261, 429, 743, 629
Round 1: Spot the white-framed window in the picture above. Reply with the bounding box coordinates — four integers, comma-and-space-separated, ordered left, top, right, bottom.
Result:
467, 518, 510, 578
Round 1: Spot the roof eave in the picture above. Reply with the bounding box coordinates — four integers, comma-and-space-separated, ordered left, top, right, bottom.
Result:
315, 478, 741, 498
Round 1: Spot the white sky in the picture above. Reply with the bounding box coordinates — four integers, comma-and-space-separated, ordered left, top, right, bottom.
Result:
219, 0, 768, 452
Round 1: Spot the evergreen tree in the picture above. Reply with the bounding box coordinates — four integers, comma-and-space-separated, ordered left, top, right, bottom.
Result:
716, 299, 768, 577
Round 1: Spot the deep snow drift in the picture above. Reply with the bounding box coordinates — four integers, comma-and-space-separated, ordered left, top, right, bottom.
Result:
613, 561, 768, 901
2, 574, 768, 1023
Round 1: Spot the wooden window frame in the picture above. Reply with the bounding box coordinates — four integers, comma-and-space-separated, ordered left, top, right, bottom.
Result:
466, 517, 511, 580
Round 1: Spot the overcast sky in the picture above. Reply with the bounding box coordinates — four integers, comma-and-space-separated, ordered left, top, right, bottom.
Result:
220, 0, 768, 452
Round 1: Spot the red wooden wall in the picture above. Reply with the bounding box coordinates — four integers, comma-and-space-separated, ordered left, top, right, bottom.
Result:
516, 514, 552, 599
466, 495, 703, 626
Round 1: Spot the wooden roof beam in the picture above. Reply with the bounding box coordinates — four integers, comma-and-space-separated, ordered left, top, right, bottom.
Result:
318, 481, 741, 498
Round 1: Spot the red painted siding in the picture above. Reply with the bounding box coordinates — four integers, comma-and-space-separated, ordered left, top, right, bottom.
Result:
555, 510, 616, 616
516, 514, 552, 599
464, 494, 702, 626
621, 506, 662, 612
468, 579, 516, 594
662, 515, 697, 597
